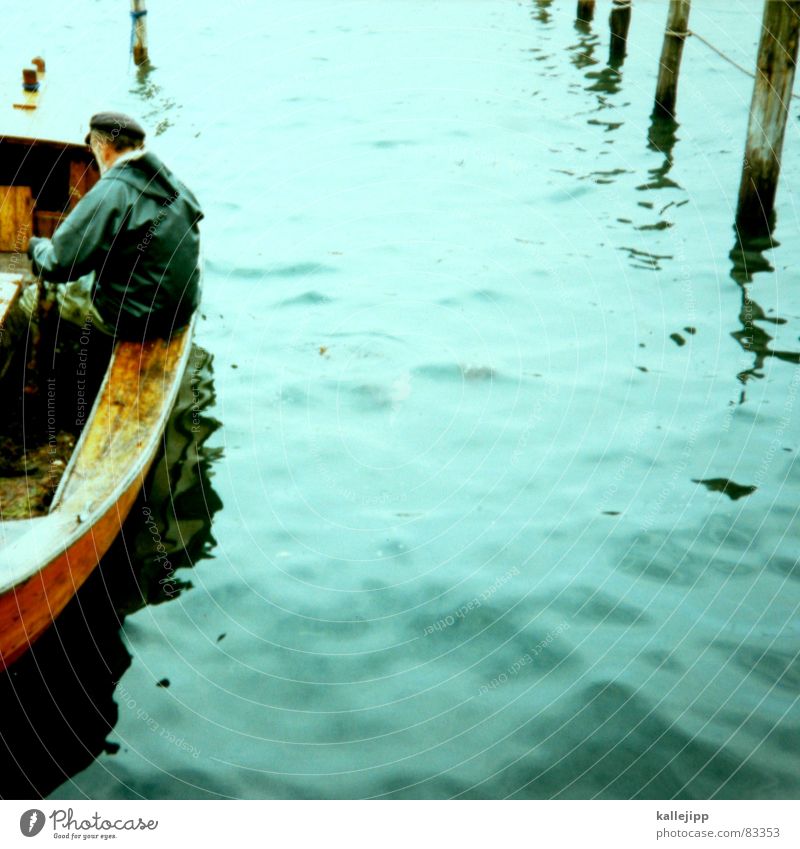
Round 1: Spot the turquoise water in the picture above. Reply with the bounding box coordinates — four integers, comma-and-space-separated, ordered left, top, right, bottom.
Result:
2, 0, 799, 799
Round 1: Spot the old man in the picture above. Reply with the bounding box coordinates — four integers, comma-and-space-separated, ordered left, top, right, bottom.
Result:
24, 111, 203, 339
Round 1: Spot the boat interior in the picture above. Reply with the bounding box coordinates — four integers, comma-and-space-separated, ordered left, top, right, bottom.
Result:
0, 136, 99, 256
0, 137, 110, 520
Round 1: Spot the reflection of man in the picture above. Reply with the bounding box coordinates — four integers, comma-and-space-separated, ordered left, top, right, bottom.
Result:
23, 111, 203, 339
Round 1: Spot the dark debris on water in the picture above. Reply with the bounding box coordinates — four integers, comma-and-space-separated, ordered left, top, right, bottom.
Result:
692, 478, 757, 501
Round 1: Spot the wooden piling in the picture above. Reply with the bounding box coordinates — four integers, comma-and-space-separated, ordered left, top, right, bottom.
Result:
130, 0, 149, 66
609, 0, 632, 66
577, 1, 595, 23
21, 69, 38, 92
653, 1, 692, 118
737, 0, 800, 235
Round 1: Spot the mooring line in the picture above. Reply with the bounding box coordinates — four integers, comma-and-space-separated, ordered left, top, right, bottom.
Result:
687, 28, 800, 101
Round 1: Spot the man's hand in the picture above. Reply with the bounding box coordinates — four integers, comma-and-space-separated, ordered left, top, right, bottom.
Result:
26, 236, 44, 261
26, 236, 52, 278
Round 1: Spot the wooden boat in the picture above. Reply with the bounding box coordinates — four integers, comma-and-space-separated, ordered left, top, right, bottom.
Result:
0, 79, 195, 669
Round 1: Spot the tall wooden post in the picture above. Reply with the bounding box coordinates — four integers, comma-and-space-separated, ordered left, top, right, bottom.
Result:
737, 0, 800, 235
131, 0, 149, 66
653, 1, 692, 118
609, 0, 632, 66
577, 1, 595, 23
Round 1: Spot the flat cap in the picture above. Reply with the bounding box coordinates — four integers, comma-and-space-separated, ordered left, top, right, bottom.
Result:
84, 112, 146, 145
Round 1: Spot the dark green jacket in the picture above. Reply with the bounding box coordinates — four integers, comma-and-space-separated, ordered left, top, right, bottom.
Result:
30, 150, 203, 338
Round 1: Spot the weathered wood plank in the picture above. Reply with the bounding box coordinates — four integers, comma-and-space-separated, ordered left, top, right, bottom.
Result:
609, 0, 632, 66
577, 1, 595, 23
737, 0, 800, 235
654, 1, 692, 118
131, 0, 149, 66
68, 158, 98, 211
0, 186, 33, 252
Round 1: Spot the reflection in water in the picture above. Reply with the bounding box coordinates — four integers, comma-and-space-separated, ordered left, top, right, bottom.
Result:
640, 115, 681, 192
569, 21, 599, 71
585, 66, 623, 99
0, 346, 222, 799
617, 245, 674, 272
692, 478, 758, 501
566, 8, 624, 126
729, 234, 798, 387
532, 0, 553, 26
123, 346, 223, 612
130, 62, 177, 137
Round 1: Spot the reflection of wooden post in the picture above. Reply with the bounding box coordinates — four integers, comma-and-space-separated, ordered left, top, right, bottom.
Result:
737, 0, 800, 235
131, 0, 149, 66
654, 1, 692, 118
577, 1, 595, 22
609, 0, 632, 65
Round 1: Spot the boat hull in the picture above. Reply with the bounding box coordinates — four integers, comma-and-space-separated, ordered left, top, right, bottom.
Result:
0, 461, 149, 669
0, 319, 195, 670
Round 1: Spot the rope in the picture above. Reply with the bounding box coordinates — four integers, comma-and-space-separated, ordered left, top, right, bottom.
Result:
686, 28, 800, 102
688, 31, 754, 80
